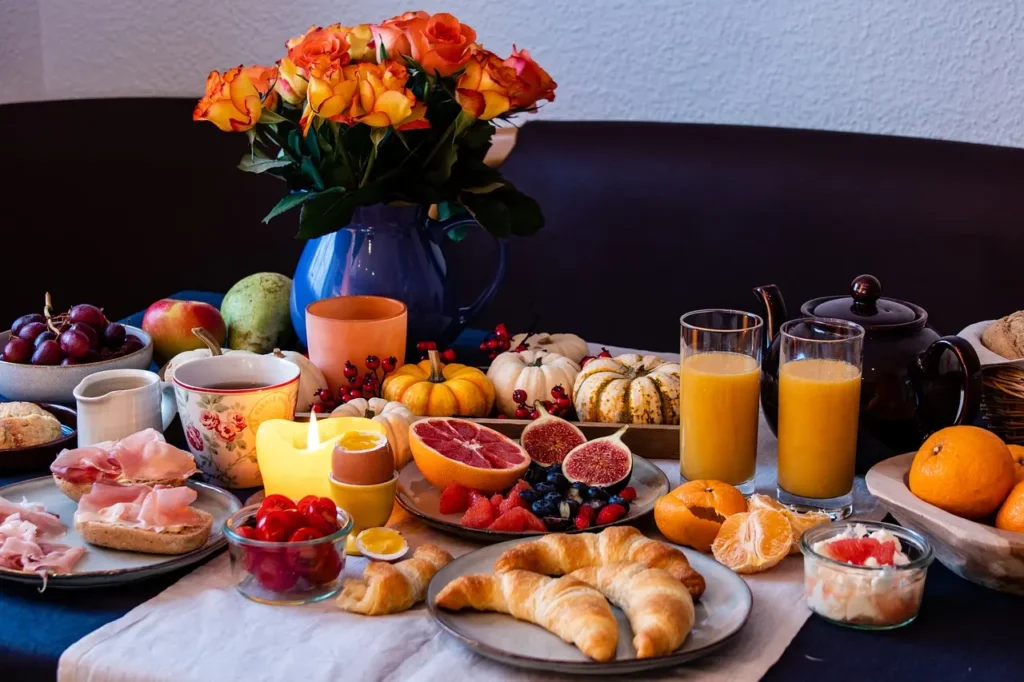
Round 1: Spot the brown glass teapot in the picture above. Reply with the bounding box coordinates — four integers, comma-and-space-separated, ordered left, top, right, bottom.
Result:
754, 275, 982, 472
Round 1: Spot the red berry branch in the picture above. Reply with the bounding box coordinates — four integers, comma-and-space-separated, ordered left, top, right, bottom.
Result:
310, 354, 398, 412
580, 347, 612, 366
508, 385, 572, 420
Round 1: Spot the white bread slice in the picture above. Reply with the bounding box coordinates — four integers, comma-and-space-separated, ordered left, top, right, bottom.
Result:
75, 508, 213, 555
53, 475, 191, 502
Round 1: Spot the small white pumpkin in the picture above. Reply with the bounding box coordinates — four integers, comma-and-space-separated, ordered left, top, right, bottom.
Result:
331, 397, 415, 469
573, 353, 680, 424
509, 332, 588, 364
160, 348, 255, 384
487, 350, 581, 417
272, 349, 329, 412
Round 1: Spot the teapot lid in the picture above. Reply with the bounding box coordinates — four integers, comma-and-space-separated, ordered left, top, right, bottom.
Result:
801, 275, 925, 330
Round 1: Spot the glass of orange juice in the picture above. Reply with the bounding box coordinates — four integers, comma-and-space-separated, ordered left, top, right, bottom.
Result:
777, 318, 865, 517
680, 310, 763, 494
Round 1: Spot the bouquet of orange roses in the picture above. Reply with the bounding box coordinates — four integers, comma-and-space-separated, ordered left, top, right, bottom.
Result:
193, 11, 556, 239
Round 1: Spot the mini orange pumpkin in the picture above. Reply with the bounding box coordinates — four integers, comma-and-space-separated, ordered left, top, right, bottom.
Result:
382, 350, 495, 417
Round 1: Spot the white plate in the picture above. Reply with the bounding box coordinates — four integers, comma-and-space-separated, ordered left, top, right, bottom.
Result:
0, 476, 241, 588
427, 537, 752, 674
396, 457, 669, 542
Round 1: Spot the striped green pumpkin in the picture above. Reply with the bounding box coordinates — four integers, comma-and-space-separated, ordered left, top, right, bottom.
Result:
572, 354, 680, 424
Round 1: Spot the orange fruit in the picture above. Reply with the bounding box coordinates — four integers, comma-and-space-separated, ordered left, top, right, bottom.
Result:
995, 480, 1024, 533
1009, 445, 1024, 484
747, 494, 830, 554
908, 426, 1015, 519
711, 509, 792, 574
409, 418, 529, 493
654, 480, 746, 552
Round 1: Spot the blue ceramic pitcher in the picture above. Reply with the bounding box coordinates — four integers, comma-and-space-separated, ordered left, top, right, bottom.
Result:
289, 204, 507, 349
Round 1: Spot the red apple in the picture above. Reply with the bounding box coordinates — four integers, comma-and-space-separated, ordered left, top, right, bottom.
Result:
142, 299, 226, 360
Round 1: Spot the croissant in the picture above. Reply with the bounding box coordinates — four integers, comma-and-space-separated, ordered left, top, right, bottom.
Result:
434, 570, 619, 662
493, 526, 705, 598
571, 562, 694, 658
337, 544, 453, 615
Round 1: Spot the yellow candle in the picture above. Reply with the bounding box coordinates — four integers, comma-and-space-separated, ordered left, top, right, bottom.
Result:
256, 411, 385, 500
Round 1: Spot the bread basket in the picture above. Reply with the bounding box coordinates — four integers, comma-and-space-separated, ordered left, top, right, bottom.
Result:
960, 321, 1024, 445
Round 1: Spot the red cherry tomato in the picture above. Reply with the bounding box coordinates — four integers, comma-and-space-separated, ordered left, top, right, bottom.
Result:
288, 527, 325, 543
232, 525, 262, 571
256, 509, 306, 542
298, 497, 340, 535
256, 494, 296, 524
285, 527, 327, 574
296, 495, 319, 511
234, 525, 259, 540
306, 548, 343, 586
251, 550, 298, 592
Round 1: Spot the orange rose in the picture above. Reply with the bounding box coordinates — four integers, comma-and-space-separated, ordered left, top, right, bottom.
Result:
243, 64, 279, 111
455, 49, 523, 120
504, 46, 556, 109
372, 11, 475, 76
300, 60, 428, 134
287, 24, 351, 73
345, 24, 375, 62
274, 56, 307, 106
193, 66, 263, 132
300, 60, 359, 134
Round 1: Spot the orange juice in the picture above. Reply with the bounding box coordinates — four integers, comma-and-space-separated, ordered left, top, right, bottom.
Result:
778, 359, 862, 499
680, 352, 761, 485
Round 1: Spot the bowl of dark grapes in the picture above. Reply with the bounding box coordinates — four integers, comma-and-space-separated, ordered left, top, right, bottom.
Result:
0, 293, 153, 403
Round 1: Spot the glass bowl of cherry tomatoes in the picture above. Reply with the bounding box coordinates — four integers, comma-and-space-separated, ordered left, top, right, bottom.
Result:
224, 494, 353, 605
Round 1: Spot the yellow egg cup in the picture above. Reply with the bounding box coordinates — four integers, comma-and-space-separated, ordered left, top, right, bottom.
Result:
328, 471, 399, 556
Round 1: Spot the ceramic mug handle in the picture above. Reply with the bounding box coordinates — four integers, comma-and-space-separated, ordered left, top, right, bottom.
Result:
916, 335, 982, 428
160, 381, 177, 431
432, 215, 508, 338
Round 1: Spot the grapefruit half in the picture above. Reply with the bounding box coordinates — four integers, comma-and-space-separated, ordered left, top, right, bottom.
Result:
410, 418, 530, 493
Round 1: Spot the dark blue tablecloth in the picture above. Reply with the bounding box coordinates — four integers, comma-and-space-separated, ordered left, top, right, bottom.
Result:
1, 293, 1020, 681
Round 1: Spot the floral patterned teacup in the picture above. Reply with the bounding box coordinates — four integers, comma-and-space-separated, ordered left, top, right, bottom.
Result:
173, 354, 300, 488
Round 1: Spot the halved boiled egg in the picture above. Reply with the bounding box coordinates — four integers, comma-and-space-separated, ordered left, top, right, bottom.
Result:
355, 527, 408, 561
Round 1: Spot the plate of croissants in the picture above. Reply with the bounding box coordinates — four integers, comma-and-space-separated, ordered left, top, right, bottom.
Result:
427, 526, 751, 674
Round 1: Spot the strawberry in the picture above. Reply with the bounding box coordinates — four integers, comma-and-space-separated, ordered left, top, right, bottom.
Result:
574, 504, 595, 531
488, 507, 529, 532
520, 509, 547, 532
595, 503, 626, 526
467, 489, 487, 506
490, 493, 504, 514
498, 490, 525, 515
438, 483, 471, 514
619, 487, 637, 502
461, 498, 496, 529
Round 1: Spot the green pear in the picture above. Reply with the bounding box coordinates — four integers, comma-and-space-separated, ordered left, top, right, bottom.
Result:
220, 273, 293, 353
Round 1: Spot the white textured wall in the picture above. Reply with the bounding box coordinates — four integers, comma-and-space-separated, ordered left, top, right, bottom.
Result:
3, 0, 1022, 147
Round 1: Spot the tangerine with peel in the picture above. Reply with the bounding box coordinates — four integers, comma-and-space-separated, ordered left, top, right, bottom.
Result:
908, 426, 1014, 519
654, 480, 746, 553
995, 480, 1024, 534
1009, 445, 1024, 484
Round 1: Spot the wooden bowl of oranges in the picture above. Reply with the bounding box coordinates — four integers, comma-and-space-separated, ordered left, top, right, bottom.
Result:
866, 426, 1024, 595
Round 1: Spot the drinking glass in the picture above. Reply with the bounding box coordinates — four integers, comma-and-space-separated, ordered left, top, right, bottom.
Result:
680, 310, 764, 494
777, 318, 865, 517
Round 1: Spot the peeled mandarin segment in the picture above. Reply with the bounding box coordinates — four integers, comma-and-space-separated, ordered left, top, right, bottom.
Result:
711, 509, 792, 574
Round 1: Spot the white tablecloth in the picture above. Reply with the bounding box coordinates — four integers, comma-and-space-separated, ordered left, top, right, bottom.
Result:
57, 343, 885, 682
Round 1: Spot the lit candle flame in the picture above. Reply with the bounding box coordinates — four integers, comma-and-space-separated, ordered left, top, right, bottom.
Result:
307, 408, 321, 449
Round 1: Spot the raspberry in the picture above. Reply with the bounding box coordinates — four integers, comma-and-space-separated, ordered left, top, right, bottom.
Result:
595, 503, 626, 526
574, 505, 595, 530
438, 483, 471, 515
461, 498, 496, 529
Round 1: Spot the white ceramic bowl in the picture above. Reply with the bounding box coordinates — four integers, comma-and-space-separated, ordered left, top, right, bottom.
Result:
866, 453, 1024, 595
0, 325, 153, 404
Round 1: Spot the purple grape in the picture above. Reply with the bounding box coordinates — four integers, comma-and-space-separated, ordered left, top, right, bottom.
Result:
99, 346, 116, 360
61, 356, 81, 366
59, 328, 91, 359
69, 304, 106, 330
103, 322, 126, 348
31, 340, 64, 365
81, 349, 101, 364
34, 331, 56, 348
70, 322, 100, 350
11, 314, 45, 336
121, 335, 145, 356
2, 337, 32, 363
18, 322, 48, 343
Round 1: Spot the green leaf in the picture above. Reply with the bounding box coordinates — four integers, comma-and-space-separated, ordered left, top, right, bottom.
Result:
259, 109, 288, 125
458, 184, 545, 238
287, 129, 304, 158
463, 181, 505, 195
298, 185, 384, 239
238, 155, 293, 174
369, 127, 388, 148
301, 156, 325, 190
304, 129, 322, 164
427, 144, 457, 184
263, 192, 315, 223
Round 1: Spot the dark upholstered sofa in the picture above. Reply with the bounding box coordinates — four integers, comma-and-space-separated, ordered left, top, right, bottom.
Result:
3, 98, 1022, 351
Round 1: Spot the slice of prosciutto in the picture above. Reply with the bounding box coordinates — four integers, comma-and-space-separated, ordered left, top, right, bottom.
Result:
0, 497, 84, 577
51, 428, 196, 484
76, 483, 204, 530
0, 496, 67, 537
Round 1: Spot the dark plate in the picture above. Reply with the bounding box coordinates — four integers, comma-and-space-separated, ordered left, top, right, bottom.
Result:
0, 402, 77, 473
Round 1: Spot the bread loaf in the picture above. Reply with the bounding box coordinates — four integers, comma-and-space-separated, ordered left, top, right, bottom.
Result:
982, 311, 1024, 360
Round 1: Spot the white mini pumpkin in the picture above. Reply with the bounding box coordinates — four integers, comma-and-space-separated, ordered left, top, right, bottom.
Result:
272, 349, 329, 412
509, 332, 588, 364
331, 397, 415, 469
573, 353, 680, 424
487, 350, 581, 417
161, 348, 255, 384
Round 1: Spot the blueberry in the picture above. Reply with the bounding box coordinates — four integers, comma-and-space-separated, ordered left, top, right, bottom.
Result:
525, 464, 546, 485
519, 489, 539, 504
545, 471, 568, 492
544, 463, 562, 475
587, 487, 610, 502
534, 482, 557, 495
532, 499, 557, 518
608, 495, 626, 507
544, 491, 563, 504
570, 481, 589, 497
